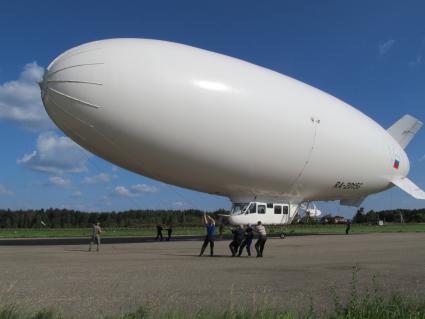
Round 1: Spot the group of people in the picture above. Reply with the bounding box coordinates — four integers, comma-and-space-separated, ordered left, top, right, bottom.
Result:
199, 213, 267, 258
155, 224, 173, 241
88, 214, 269, 257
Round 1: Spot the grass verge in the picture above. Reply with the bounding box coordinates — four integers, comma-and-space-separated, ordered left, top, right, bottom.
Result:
0, 223, 425, 238
1, 269, 424, 318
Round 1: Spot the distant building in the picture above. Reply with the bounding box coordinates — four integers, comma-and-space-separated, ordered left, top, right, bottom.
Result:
333, 216, 347, 224
320, 214, 349, 224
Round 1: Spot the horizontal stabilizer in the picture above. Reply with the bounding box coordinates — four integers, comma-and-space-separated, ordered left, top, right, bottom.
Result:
387, 114, 422, 149
340, 196, 366, 207
392, 178, 425, 200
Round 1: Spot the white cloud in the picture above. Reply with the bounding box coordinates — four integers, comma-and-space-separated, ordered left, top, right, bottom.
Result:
379, 39, 395, 55
17, 131, 91, 174
131, 183, 159, 193
83, 173, 110, 184
114, 186, 134, 197
72, 191, 83, 197
0, 62, 53, 131
0, 184, 13, 196
114, 183, 159, 197
48, 176, 71, 188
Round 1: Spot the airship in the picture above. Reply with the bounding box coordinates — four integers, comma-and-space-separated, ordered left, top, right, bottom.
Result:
39, 38, 424, 225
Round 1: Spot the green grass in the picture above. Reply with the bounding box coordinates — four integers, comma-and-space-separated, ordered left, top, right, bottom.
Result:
0, 267, 424, 318
1, 272, 425, 319
106, 272, 425, 318
0, 305, 60, 319
0, 227, 206, 238
0, 223, 424, 238
274, 223, 425, 235
328, 269, 425, 319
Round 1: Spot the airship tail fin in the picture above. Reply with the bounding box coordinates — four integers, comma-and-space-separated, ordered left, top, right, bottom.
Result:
387, 114, 423, 149
392, 177, 425, 200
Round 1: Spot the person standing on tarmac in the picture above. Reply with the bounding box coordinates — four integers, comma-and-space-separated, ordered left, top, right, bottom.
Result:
155, 224, 164, 241
254, 221, 267, 257
89, 222, 102, 252
199, 213, 216, 256
237, 224, 254, 257
345, 220, 351, 235
166, 224, 173, 241
229, 225, 244, 256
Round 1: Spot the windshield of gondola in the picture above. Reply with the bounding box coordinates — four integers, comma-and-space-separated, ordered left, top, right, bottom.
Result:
231, 203, 250, 215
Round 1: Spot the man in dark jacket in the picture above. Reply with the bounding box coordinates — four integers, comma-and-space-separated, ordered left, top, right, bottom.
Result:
155, 225, 163, 241
237, 224, 254, 257
229, 225, 244, 256
345, 220, 351, 235
166, 224, 173, 241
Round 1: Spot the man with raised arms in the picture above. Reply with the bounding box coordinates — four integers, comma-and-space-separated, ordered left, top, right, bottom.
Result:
199, 213, 215, 257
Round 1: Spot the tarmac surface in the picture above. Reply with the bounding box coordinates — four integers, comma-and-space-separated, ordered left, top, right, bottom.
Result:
0, 233, 424, 318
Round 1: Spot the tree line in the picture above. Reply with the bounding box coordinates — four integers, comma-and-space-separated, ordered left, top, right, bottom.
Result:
352, 207, 425, 224
0, 207, 424, 228
0, 208, 228, 229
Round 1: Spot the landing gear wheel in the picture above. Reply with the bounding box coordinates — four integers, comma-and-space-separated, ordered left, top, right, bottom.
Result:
280, 232, 285, 239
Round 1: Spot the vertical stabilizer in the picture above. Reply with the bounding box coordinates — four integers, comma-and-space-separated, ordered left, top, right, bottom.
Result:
387, 114, 422, 149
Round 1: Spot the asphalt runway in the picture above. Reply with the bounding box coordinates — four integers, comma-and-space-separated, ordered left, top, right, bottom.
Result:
0, 233, 424, 318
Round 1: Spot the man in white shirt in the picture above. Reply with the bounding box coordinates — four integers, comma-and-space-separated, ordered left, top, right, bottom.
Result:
89, 222, 102, 252
253, 221, 267, 257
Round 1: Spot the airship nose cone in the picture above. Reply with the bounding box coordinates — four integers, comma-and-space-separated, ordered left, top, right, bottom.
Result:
40, 45, 106, 131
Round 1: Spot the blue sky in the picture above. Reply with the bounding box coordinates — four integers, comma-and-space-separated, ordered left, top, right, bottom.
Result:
0, 1, 424, 216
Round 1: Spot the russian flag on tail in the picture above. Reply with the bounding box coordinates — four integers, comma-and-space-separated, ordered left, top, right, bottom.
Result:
393, 159, 400, 169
